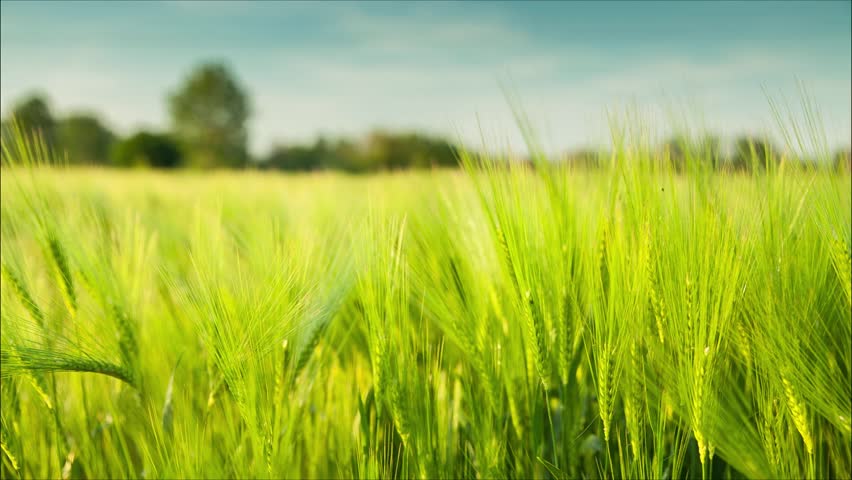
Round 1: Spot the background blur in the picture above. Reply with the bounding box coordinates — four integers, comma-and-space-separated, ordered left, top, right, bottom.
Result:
1, 0, 850, 171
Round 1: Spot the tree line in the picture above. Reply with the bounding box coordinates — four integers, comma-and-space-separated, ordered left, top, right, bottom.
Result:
565, 136, 850, 173
0, 62, 457, 172
1, 61, 849, 173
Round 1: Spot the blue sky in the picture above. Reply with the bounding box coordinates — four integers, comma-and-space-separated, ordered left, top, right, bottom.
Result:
1, 1, 850, 154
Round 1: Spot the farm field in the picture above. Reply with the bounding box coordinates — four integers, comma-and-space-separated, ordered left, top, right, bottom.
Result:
1, 137, 851, 479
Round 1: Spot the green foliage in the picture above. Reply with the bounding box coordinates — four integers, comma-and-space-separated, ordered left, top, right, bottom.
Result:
360, 130, 458, 170
835, 149, 851, 173
0, 96, 115, 166
263, 143, 324, 172
1, 114, 850, 479
168, 62, 250, 168
7, 94, 57, 149
730, 135, 777, 171
262, 132, 458, 172
56, 114, 116, 165
111, 131, 182, 168
662, 135, 722, 172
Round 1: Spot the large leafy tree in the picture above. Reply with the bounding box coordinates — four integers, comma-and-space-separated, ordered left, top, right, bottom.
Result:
168, 62, 250, 168
57, 114, 116, 165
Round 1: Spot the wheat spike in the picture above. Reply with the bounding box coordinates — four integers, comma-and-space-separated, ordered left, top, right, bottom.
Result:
624, 341, 645, 458
1, 439, 19, 474
598, 343, 615, 442
781, 374, 814, 455
693, 359, 708, 465
46, 234, 77, 318
830, 237, 851, 308
2, 261, 46, 327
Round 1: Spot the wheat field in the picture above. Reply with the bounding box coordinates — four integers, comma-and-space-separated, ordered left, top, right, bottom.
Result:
1, 127, 850, 479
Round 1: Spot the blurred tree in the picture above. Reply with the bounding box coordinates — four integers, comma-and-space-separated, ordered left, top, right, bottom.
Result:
0, 120, 11, 165
730, 136, 777, 171
364, 131, 457, 170
0, 119, 10, 147
111, 131, 182, 168
417, 133, 458, 168
662, 134, 722, 172
662, 135, 688, 171
696, 135, 723, 170
8, 94, 57, 148
563, 149, 602, 169
313, 137, 343, 169
57, 114, 115, 165
835, 149, 851, 173
168, 62, 250, 168
261, 132, 457, 173
263, 144, 321, 171
326, 138, 371, 172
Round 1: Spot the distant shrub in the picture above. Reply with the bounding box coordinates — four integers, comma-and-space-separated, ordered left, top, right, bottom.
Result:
659, 136, 719, 172
562, 149, 602, 169
729, 136, 777, 172
262, 143, 325, 171
835, 149, 851, 173
261, 132, 458, 173
111, 131, 182, 168
57, 114, 116, 165
363, 131, 457, 170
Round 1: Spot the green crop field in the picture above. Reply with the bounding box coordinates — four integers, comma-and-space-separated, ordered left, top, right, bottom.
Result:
1, 128, 850, 479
